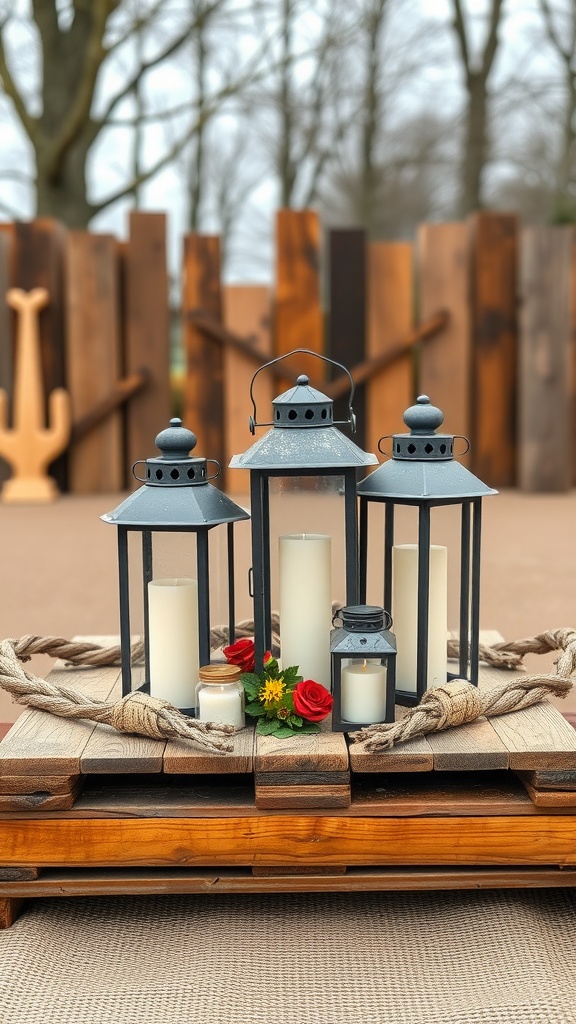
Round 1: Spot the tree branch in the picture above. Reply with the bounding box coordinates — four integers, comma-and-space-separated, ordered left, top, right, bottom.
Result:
451, 0, 470, 76
539, 0, 571, 65
0, 21, 37, 142
481, 0, 504, 79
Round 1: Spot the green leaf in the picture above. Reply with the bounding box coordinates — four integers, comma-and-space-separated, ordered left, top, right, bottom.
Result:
256, 718, 282, 735
271, 726, 297, 739
288, 714, 303, 727
244, 701, 266, 717
299, 722, 321, 734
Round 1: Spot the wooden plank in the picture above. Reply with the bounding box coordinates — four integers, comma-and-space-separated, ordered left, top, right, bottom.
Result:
255, 770, 350, 787
0, 229, 13, 484
81, 724, 165, 774
65, 231, 123, 493
0, 664, 120, 776
426, 717, 509, 771
251, 865, 347, 876
418, 223, 471, 463
163, 725, 255, 774
254, 727, 349, 773
54, 775, 257, 818
525, 770, 576, 791
516, 771, 576, 807
0, 867, 39, 880
469, 211, 518, 487
518, 225, 573, 491
12, 219, 68, 490
351, 770, 533, 815
4, 865, 576, 898
0, 778, 82, 811
124, 212, 171, 479
222, 284, 272, 493
275, 209, 323, 384
3, 814, 576, 867
328, 229, 367, 445
365, 242, 413, 458
0, 897, 24, 928
0, 774, 78, 795
479, 665, 576, 769
255, 784, 351, 809
348, 735, 434, 773
182, 234, 224, 466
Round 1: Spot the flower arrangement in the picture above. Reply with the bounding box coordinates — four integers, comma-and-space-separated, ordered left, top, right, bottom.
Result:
223, 638, 333, 738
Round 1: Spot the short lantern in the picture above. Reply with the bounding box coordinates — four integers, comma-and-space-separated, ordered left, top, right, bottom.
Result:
357, 396, 497, 706
229, 349, 378, 681
102, 418, 249, 711
330, 605, 396, 731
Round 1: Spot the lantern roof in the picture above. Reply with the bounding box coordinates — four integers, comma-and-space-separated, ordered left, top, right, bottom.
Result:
102, 418, 250, 529
230, 373, 377, 471
357, 396, 497, 503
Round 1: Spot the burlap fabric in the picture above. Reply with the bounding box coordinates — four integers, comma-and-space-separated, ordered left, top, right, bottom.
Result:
1, 889, 576, 1023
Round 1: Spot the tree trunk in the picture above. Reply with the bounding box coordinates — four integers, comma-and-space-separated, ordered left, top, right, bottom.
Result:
458, 73, 488, 217
35, 130, 95, 227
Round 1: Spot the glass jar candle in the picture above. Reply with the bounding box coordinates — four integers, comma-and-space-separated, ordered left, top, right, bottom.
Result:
196, 664, 245, 728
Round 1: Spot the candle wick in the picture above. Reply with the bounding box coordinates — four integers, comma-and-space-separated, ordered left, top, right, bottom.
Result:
362, 659, 367, 671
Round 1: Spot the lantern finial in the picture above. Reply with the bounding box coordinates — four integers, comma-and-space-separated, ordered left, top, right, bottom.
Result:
154, 418, 197, 460
403, 396, 444, 435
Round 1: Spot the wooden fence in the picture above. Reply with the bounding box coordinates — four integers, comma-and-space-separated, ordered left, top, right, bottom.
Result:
0, 209, 574, 496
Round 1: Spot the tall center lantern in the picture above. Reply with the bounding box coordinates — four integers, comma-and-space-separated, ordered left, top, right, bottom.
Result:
102, 418, 249, 711
230, 350, 378, 680
357, 396, 497, 706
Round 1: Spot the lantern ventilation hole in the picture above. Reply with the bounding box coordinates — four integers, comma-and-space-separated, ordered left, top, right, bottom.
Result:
440, 443, 447, 454
288, 409, 297, 420
305, 408, 314, 420
170, 468, 179, 480
155, 468, 163, 480
147, 468, 151, 479
407, 443, 416, 454
321, 408, 327, 419
201, 467, 206, 477
425, 443, 433, 454
276, 410, 280, 419
187, 468, 195, 479
396, 442, 401, 453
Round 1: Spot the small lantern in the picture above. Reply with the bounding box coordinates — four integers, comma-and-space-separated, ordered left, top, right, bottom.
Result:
330, 605, 396, 731
230, 349, 377, 680
102, 418, 249, 711
357, 396, 497, 707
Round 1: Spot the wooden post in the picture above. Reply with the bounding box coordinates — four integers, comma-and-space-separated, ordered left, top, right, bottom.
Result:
469, 212, 518, 487
65, 232, 123, 493
275, 209, 323, 382
223, 285, 272, 494
418, 223, 472, 463
366, 242, 414, 457
124, 212, 171, 481
518, 225, 573, 492
0, 228, 13, 485
328, 229, 366, 447
12, 219, 68, 490
182, 234, 225, 469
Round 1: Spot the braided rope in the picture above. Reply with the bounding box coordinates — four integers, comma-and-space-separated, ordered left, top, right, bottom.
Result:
351, 628, 576, 752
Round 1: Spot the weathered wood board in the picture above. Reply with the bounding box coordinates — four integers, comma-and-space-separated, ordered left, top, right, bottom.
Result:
275, 209, 323, 387
163, 726, 255, 775
328, 229, 367, 442
183, 234, 224, 467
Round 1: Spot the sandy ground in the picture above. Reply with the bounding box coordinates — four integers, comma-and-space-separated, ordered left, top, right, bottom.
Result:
0, 487, 575, 723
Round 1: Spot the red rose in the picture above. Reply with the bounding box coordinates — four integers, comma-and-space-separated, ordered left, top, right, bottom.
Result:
223, 639, 273, 674
223, 638, 255, 672
293, 680, 333, 722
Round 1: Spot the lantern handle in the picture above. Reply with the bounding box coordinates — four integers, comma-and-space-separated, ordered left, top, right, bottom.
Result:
205, 459, 221, 482
248, 348, 356, 435
377, 435, 393, 456
453, 435, 470, 457
331, 607, 394, 629
132, 460, 147, 483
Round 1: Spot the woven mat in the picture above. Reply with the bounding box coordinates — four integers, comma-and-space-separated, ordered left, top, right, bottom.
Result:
1, 889, 576, 1023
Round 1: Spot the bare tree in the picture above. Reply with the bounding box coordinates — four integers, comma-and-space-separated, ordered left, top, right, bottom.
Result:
450, 0, 505, 215
538, 0, 576, 220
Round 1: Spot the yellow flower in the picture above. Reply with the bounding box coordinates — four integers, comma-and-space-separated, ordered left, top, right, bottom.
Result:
259, 677, 285, 708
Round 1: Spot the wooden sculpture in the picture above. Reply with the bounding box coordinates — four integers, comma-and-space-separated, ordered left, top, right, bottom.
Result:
0, 288, 71, 503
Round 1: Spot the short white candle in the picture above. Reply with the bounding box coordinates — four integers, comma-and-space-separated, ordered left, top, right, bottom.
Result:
392, 544, 448, 693
279, 533, 331, 687
148, 578, 199, 708
198, 685, 244, 728
341, 660, 388, 723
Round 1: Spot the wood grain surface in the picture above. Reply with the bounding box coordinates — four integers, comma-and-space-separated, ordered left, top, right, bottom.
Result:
183, 233, 224, 466
163, 726, 255, 774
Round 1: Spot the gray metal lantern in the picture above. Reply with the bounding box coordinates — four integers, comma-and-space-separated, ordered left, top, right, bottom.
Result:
102, 418, 249, 711
330, 605, 396, 731
230, 349, 378, 678
357, 396, 497, 707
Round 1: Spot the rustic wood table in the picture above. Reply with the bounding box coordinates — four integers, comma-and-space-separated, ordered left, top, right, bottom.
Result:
2, 634, 576, 929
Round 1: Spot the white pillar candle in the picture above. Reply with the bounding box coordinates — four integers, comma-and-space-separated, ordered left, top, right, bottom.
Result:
279, 533, 332, 687
148, 578, 199, 708
392, 544, 448, 693
198, 686, 244, 728
341, 660, 388, 723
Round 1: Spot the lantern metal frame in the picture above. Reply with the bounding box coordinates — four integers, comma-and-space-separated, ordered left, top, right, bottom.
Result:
102, 418, 249, 705
357, 396, 497, 707
330, 605, 396, 731
229, 349, 378, 675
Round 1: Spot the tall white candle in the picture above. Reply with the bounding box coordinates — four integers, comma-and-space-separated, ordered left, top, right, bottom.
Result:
341, 660, 388, 723
392, 544, 448, 694
279, 533, 331, 687
148, 578, 199, 708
